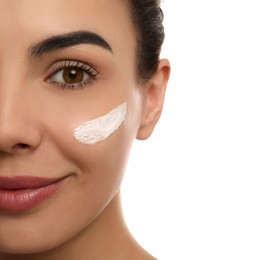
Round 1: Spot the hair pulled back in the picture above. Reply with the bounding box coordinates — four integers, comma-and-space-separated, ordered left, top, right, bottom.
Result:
127, 0, 165, 81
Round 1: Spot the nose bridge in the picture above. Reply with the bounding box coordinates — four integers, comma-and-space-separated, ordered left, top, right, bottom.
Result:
0, 8, 43, 154
0, 89, 24, 127
0, 62, 28, 124
0, 63, 41, 153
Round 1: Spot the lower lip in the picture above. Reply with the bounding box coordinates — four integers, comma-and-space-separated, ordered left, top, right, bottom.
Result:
0, 178, 67, 213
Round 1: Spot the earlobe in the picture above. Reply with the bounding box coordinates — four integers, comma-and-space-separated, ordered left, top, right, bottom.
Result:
136, 59, 171, 140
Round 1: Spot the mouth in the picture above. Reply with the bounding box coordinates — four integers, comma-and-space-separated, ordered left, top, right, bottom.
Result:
0, 176, 69, 213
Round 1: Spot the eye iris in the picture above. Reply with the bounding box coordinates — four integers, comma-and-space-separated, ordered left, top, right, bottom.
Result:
63, 67, 84, 83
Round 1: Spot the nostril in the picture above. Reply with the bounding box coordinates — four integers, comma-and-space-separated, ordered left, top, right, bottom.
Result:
13, 143, 30, 150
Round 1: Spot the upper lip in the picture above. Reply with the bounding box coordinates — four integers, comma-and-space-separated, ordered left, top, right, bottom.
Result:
0, 176, 65, 190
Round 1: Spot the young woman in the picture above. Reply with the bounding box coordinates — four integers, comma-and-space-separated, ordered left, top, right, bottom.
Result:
0, 0, 170, 259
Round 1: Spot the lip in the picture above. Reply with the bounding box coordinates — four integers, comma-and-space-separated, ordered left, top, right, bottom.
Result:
0, 176, 69, 213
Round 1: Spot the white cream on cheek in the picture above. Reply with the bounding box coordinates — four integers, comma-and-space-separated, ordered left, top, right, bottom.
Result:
73, 103, 127, 145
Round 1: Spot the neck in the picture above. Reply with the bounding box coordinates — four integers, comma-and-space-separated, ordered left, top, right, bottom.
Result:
0, 192, 155, 260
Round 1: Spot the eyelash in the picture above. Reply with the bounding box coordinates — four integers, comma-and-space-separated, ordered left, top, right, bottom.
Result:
46, 60, 99, 89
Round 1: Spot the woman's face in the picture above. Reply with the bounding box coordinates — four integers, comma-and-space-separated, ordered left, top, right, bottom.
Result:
0, 0, 144, 253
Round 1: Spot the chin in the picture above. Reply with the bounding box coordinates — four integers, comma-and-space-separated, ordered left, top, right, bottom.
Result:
0, 226, 68, 256
0, 238, 56, 255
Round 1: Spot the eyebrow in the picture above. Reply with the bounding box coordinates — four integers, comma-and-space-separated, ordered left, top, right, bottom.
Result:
29, 31, 113, 59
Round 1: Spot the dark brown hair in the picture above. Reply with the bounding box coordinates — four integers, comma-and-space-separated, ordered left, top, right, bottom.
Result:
127, 0, 165, 81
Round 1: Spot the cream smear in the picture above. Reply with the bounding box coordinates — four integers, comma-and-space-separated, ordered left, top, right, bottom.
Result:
73, 103, 127, 145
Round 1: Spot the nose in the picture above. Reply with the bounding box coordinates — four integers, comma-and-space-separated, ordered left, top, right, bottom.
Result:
0, 83, 42, 155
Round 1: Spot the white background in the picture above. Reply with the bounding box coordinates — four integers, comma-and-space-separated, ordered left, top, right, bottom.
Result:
122, 0, 260, 259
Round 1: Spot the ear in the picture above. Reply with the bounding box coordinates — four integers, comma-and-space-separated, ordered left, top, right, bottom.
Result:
136, 59, 170, 140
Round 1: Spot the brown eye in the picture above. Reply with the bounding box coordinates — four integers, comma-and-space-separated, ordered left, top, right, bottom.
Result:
47, 61, 98, 89
63, 67, 84, 84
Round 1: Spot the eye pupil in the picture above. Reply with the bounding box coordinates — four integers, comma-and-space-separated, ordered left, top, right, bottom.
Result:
63, 67, 84, 83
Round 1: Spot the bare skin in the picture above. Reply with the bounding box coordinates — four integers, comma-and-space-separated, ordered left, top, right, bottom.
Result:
0, 0, 170, 259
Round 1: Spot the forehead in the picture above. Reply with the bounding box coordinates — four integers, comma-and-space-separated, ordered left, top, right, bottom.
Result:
0, 0, 136, 58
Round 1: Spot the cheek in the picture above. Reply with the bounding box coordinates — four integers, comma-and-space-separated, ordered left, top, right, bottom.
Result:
46, 111, 133, 247
73, 103, 127, 145
59, 102, 130, 172
46, 102, 134, 214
